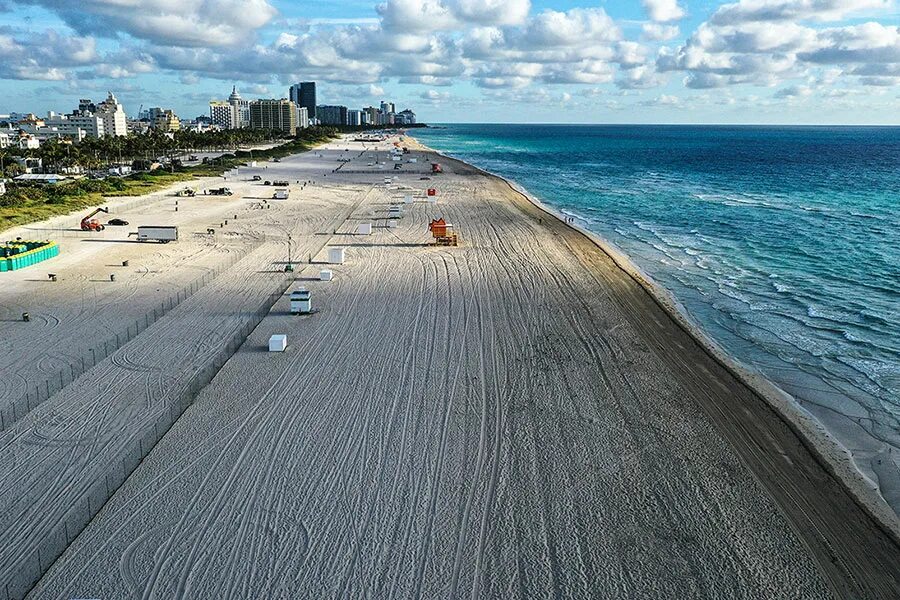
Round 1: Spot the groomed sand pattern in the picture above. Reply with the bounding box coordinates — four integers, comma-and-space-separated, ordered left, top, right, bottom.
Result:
0, 137, 897, 599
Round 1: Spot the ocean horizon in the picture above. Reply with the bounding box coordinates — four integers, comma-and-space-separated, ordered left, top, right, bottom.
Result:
415, 123, 900, 509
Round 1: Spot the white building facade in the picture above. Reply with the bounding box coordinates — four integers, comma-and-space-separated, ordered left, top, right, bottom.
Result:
210, 101, 238, 129
95, 92, 127, 137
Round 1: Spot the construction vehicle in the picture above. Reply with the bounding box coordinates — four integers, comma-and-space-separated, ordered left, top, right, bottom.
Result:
80, 207, 109, 231
208, 187, 233, 196
176, 188, 196, 197
428, 218, 458, 246
130, 226, 178, 243
431, 163, 443, 174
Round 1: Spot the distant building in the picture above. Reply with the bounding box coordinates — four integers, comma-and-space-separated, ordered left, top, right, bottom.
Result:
209, 100, 238, 129
76, 99, 96, 116
95, 92, 127, 137
317, 105, 348, 126
380, 101, 395, 115
229, 86, 250, 128
347, 110, 363, 127
153, 110, 181, 132
298, 106, 309, 130
364, 106, 382, 126
249, 99, 298, 135
396, 109, 417, 125
43, 113, 103, 138
290, 82, 316, 122
0, 131, 9, 149
127, 119, 151, 135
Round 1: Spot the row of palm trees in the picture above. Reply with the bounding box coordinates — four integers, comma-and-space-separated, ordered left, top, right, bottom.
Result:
1, 128, 304, 176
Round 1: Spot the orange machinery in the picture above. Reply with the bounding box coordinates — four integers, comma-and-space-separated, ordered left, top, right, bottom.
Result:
428, 218, 458, 246
80, 207, 109, 231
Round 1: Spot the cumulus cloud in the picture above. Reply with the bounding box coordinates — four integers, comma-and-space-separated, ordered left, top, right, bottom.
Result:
642, 0, 686, 23
657, 0, 900, 94
710, 0, 891, 25
642, 23, 680, 41
18, 0, 278, 47
377, 0, 530, 32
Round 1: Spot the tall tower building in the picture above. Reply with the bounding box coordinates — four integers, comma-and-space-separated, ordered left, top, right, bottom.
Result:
290, 82, 317, 122
95, 92, 127, 137
228, 86, 250, 128
250, 99, 298, 135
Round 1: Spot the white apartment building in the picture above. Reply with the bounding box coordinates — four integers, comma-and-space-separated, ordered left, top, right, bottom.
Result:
298, 106, 309, 129
0, 131, 9, 148
210, 101, 238, 129
95, 92, 127, 137
347, 110, 363, 127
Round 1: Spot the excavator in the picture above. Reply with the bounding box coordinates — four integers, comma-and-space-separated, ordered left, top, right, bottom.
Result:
80, 207, 109, 231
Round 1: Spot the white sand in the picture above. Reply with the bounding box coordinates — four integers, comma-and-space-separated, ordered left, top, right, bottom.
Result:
0, 137, 854, 599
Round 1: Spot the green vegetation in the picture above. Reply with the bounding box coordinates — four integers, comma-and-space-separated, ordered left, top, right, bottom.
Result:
0, 127, 337, 233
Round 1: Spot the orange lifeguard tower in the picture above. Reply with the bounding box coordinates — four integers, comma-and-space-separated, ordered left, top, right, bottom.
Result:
428, 218, 458, 246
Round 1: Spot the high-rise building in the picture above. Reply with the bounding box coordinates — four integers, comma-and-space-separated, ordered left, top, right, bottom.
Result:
250, 99, 298, 135
95, 92, 127, 136
380, 101, 395, 115
317, 105, 347, 126
297, 106, 309, 130
396, 109, 417, 125
364, 106, 381, 126
290, 82, 317, 122
209, 100, 238, 129
229, 86, 250, 128
347, 110, 363, 127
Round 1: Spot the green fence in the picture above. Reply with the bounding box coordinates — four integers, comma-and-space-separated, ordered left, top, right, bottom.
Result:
0, 241, 60, 272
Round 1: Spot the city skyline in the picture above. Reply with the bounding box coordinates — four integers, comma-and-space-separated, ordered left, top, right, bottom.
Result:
1, 1, 899, 125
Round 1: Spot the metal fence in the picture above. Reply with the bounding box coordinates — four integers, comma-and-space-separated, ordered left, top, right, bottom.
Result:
2, 274, 291, 600
0, 251, 246, 433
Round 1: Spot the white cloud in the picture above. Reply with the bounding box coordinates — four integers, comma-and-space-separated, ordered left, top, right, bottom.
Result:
642, 0, 686, 23
710, 0, 891, 25
20, 0, 279, 47
376, 0, 530, 32
642, 23, 680, 41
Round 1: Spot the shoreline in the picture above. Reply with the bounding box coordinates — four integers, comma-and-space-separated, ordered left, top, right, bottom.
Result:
409, 134, 900, 542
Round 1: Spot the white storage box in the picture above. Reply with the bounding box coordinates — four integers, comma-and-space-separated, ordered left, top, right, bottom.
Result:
328, 247, 346, 264
269, 334, 287, 352
357, 223, 372, 235
404, 195, 413, 204
320, 269, 333, 281
290, 289, 311, 314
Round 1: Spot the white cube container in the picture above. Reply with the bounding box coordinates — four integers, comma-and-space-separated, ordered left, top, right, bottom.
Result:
320, 269, 333, 281
328, 247, 346, 264
290, 289, 311, 314
269, 334, 287, 352
404, 195, 413, 204
357, 223, 372, 235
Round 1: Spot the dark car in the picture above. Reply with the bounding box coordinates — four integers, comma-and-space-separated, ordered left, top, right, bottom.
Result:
107, 218, 129, 226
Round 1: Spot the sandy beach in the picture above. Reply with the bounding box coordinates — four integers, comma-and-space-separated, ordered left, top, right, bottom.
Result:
1, 135, 897, 599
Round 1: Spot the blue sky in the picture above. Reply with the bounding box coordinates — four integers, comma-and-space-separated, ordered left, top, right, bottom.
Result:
1, 1, 898, 124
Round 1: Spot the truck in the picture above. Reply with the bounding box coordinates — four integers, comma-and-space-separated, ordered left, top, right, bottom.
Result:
131, 226, 178, 243
208, 187, 233, 196
273, 189, 289, 200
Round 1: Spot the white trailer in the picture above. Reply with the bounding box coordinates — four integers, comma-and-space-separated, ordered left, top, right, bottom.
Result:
133, 226, 178, 243
273, 189, 289, 200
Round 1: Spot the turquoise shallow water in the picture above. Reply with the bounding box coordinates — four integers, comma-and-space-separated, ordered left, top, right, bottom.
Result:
415, 124, 900, 470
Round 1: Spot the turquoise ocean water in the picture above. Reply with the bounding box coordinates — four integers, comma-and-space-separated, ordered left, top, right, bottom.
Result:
415, 124, 900, 472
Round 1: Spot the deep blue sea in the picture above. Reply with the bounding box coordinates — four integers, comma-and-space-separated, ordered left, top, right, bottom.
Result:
415, 124, 900, 466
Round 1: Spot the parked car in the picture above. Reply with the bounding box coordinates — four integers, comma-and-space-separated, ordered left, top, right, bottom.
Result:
107, 218, 129, 226
252, 175, 262, 181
